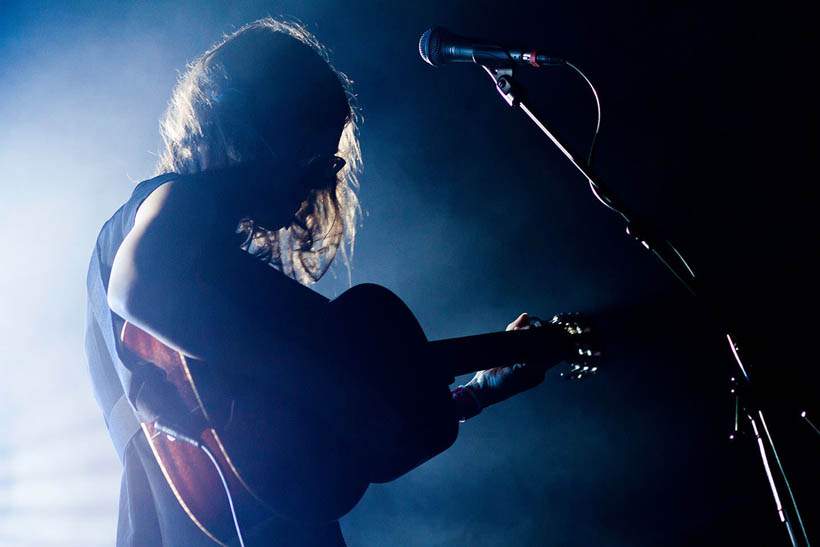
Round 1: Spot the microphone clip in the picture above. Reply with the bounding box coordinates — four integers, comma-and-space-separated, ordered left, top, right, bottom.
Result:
482, 66, 519, 107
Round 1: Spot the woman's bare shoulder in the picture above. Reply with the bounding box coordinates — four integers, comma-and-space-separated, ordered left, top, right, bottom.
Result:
135, 174, 230, 236
108, 175, 229, 318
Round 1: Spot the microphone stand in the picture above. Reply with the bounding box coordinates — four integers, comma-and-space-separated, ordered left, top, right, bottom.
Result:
479, 64, 811, 547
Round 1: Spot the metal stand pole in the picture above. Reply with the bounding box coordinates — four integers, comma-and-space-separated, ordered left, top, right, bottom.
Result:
479, 64, 811, 546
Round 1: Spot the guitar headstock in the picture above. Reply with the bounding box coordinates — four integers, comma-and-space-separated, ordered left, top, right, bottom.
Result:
533, 312, 600, 380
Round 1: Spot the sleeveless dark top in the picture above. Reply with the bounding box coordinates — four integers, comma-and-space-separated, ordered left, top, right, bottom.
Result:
84, 174, 345, 546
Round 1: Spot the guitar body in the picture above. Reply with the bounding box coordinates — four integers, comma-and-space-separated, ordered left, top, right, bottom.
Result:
122, 283, 458, 544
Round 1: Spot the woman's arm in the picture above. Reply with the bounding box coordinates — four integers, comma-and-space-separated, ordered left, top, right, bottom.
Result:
108, 176, 328, 366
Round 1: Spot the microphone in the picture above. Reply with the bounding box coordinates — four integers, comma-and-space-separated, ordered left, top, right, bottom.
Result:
419, 27, 564, 68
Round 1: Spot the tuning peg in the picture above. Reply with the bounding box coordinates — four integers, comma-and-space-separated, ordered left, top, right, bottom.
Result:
559, 363, 599, 380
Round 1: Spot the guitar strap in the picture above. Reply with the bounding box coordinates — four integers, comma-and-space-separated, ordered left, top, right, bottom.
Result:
87, 250, 142, 463
109, 393, 142, 463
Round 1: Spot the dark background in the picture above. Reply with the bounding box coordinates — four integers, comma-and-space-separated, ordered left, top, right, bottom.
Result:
0, 1, 816, 545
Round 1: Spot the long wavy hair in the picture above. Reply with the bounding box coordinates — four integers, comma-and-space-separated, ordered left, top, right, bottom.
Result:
154, 18, 361, 284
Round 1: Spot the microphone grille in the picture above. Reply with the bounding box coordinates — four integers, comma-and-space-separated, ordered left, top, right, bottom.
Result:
418, 27, 445, 67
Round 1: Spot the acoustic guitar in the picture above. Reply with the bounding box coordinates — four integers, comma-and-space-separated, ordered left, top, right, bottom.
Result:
121, 283, 596, 545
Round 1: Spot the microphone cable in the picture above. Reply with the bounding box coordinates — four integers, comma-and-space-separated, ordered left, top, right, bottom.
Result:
559, 59, 698, 280
564, 60, 601, 169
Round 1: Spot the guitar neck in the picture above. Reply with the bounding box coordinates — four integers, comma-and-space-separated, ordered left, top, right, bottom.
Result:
428, 326, 568, 379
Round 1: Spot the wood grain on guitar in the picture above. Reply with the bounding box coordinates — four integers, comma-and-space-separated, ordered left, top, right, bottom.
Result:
123, 323, 273, 545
